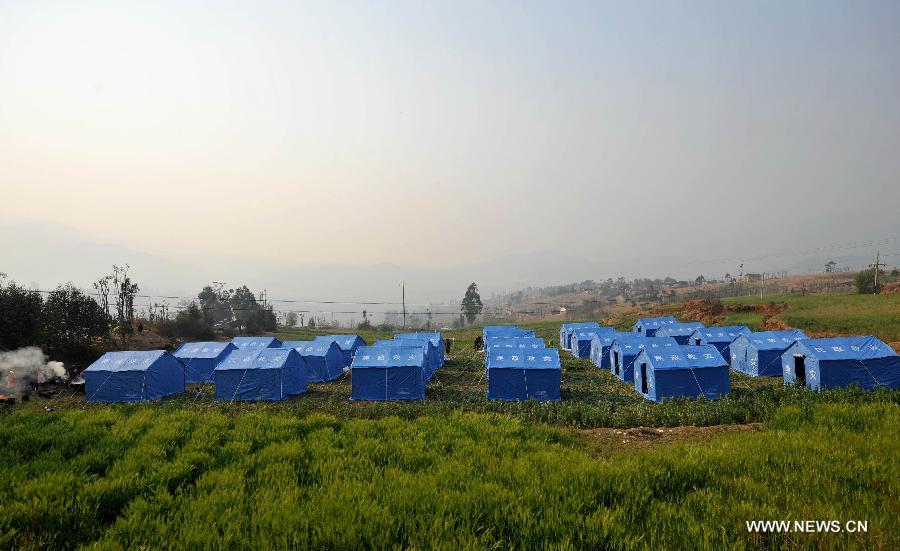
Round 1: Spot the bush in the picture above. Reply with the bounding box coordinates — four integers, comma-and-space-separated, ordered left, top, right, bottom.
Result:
42, 284, 110, 364
158, 303, 215, 341
855, 268, 884, 294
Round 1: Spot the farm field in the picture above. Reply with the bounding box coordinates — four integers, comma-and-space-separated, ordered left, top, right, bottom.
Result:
2, 305, 899, 549
719, 293, 900, 342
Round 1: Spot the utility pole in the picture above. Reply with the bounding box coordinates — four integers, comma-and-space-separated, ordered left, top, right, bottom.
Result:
873, 252, 886, 295
402, 281, 406, 328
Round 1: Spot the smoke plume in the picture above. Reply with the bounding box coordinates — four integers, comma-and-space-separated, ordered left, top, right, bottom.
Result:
0, 347, 67, 396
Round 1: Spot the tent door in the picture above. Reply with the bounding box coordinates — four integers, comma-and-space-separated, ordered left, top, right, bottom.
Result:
694, 338, 701, 345
793, 355, 806, 386
640, 363, 648, 394
613, 351, 620, 375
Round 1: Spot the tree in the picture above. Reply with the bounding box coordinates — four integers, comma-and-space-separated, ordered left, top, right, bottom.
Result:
308, 317, 316, 328
284, 311, 298, 328
695, 275, 706, 286
854, 268, 884, 294
109, 264, 139, 344
460, 282, 483, 325
198, 284, 232, 324
42, 284, 110, 363
825, 260, 837, 273
0, 281, 44, 350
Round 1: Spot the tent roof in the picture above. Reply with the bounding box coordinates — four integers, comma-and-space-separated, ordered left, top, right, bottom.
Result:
86, 350, 168, 372
638, 345, 726, 370
572, 327, 616, 340
215, 348, 296, 370
590, 331, 634, 346
486, 338, 546, 350
656, 322, 706, 337
312, 335, 365, 350
613, 336, 679, 353
691, 326, 751, 343
352, 346, 426, 368
793, 336, 898, 361
173, 342, 234, 359
742, 330, 808, 350
231, 336, 280, 349
486, 348, 561, 370
282, 340, 339, 357
633, 317, 677, 329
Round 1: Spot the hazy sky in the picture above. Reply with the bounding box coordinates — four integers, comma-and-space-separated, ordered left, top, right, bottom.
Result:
2, 0, 899, 303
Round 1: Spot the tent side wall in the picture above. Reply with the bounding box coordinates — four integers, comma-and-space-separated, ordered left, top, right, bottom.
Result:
324, 347, 345, 381
729, 339, 751, 374
487, 368, 560, 401
756, 349, 786, 376
145, 356, 185, 399
182, 357, 215, 384
215, 369, 283, 401
657, 366, 730, 401
84, 371, 146, 403
280, 355, 307, 397
351, 366, 425, 400
817, 358, 900, 390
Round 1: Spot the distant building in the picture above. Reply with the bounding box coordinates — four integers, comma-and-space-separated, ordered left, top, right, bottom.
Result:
744, 273, 763, 282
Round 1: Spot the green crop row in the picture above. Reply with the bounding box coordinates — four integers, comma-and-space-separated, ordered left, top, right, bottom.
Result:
1, 401, 897, 550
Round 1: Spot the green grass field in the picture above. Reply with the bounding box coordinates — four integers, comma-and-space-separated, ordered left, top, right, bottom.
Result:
1, 299, 898, 548
721, 293, 900, 341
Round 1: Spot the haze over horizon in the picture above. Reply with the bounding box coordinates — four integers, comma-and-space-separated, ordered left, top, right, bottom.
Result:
2, 1, 899, 308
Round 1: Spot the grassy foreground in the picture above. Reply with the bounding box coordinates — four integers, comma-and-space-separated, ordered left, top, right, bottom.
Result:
1, 402, 897, 549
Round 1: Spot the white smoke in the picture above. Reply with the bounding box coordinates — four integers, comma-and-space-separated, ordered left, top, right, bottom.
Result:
0, 347, 67, 396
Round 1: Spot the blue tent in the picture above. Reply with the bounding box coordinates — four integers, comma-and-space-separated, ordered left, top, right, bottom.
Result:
486, 347, 561, 401
395, 332, 446, 367
631, 317, 677, 336
687, 326, 752, 365
730, 330, 807, 376
375, 339, 439, 381
231, 336, 282, 350
653, 322, 707, 344
214, 348, 306, 401
589, 331, 632, 369
559, 322, 600, 350
84, 351, 184, 403
312, 334, 366, 366
351, 345, 427, 400
281, 340, 345, 382
173, 341, 236, 383
571, 327, 616, 358
781, 336, 900, 390
610, 336, 679, 382
484, 325, 535, 341
633, 345, 729, 402
485, 337, 546, 352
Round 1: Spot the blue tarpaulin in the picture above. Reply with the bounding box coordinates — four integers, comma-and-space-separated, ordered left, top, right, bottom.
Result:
730, 330, 808, 376
375, 339, 439, 381
231, 336, 282, 350
559, 322, 600, 350
281, 340, 345, 382
653, 322, 707, 344
312, 334, 366, 366
214, 348, 306, 401
781, 336, 900, 390
485, 337, 546, 351
172, 341, 236, 383
687, 326, 752, 365
84, 351, 185, 403
486, 347, 561, 401
484, 326, 536, 341
631, 317, 677, 336
351, 345, 427, 400
633, 344, 729, 402
610, 336, 679, 382
570, 327, 616, 358
589, 331, 633, 369
395, 332, 446, 367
